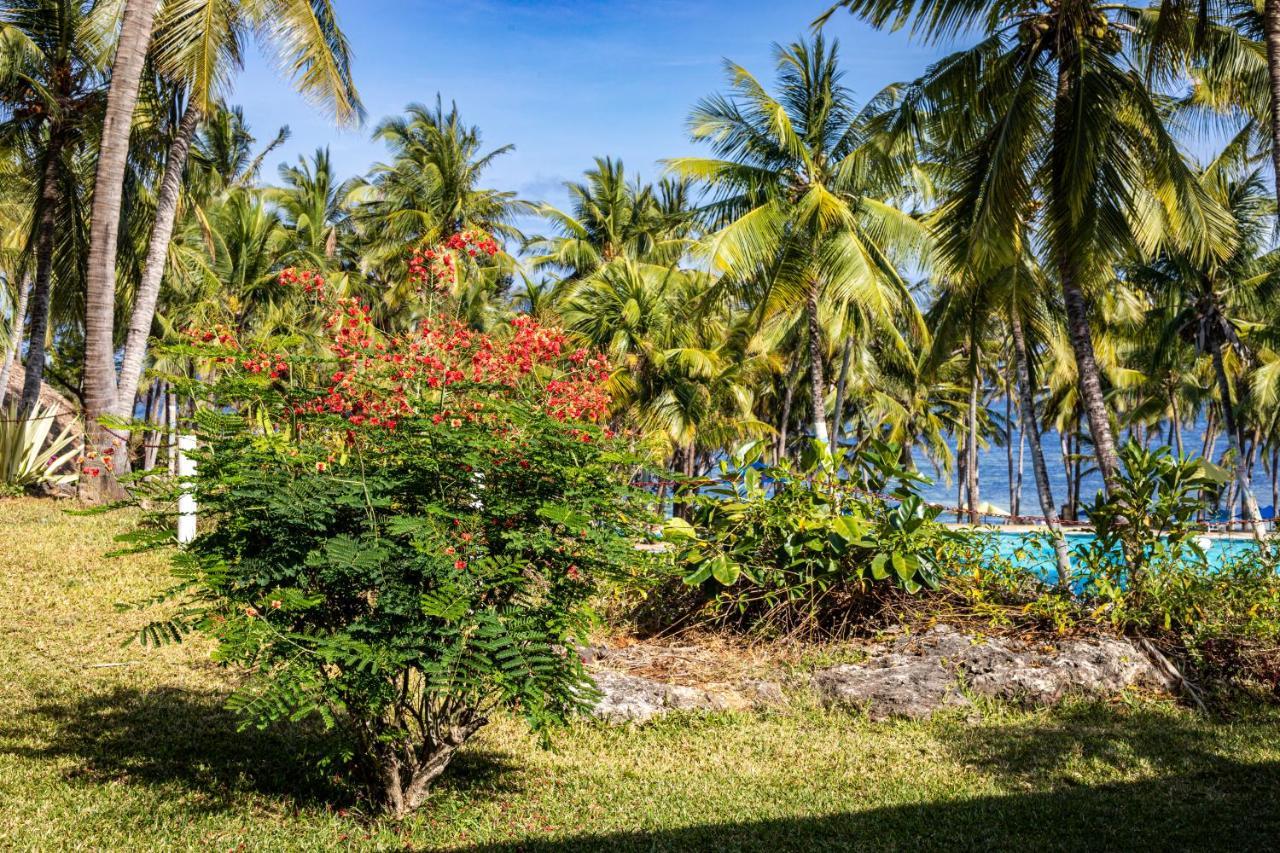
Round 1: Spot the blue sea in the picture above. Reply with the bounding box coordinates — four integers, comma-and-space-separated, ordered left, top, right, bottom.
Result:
910, 405, 1276, 523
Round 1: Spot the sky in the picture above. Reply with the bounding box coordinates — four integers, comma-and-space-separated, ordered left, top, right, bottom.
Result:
231, 0, 950, 214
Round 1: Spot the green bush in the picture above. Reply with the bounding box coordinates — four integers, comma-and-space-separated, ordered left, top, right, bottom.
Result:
0, 401, 80, 494
1079, 442, 1228, 605
664, 439, 970, 636
128, 259, 650, 816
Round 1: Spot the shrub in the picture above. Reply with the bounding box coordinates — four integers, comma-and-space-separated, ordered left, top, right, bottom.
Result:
1079, 442, 1229, 617
128, 241, 650, 817
0, 401, 81, 495
664, 438, 971, 636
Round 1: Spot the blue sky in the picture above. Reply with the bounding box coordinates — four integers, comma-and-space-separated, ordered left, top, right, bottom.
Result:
232, 0, 949, 213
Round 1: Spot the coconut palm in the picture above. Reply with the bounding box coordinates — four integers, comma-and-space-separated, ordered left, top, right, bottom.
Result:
267, 147, 357, 270
351, 99, 529, 291
112, 0, 362, 420
526, 158, 695, 283
822, 0, 1235, 493
670, 35, 927, 448
561, 258, 772, 472
80, 0, 156, 499
1133, 162, 1280, 541
80, 0, 362, 498
0, 0, 113, 414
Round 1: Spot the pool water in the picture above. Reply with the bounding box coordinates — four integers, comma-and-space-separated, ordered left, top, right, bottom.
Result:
985, 530, 1261, 584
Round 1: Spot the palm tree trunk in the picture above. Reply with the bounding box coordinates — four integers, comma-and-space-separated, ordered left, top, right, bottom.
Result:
0, 274, 32, 409
1272, 446, 1278, 523
1015, 422, 1025, 519
829, 335, 852, 456
114, 101, 202, 417
966, 365, 979, 523
1071, 425, 1083, 513
1060, 430, 1072, 521
776, 370, 795, 462
142, 382, 158, 472
805, 278, 829, 446
1265, 0, 1280, 207
167, 383, 178, 476
1053, 57, 1120, 491
1005, 378, 1015, 519
1011, 306, 1071, 585
1212, 344, 1267, 544
1170, 390, 1184, 457
1200, 410, 1214, 459
1059, 269, 1119, 489
80, 0, 161, 502
19, 132, 65, 416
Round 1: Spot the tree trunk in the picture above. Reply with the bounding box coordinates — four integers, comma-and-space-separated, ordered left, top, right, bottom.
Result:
966, 363, 979, 523
1272, 446, 1278, 523
1011, 306, 1072, 586
0, 274, 32, 409
1246, 427, 1263, 531
1265, 0, 1280, 208
1212, 344, 1267, 545
1060, 430, 1073, 521
1059, 271, 1119, 488
1198, 411, 1217, 523
167, 382, 178, 475
142, 382, 158, 471
80, 0, 161, 502
805, 278, 829, 446
830, 335, 852, 456
776, 370, 794, 462
114, 101, 202, 417
1053, 53, 1120, 491
1005, 377, 1016, 519
1170, 389, 1184, 456
19, 130, 65, 416
1071, 424, 1083, 514
1015, 412, 1025, 519
1201, 409, 1217, 460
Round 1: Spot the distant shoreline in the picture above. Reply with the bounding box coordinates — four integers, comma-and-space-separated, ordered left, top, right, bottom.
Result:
943, 523, 1262, 540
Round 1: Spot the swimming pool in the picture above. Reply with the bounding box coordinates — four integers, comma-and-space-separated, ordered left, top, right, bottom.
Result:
984, 529, 1261, 584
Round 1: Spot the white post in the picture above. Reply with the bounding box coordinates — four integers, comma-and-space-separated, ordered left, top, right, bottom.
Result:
177, 433, 197, 544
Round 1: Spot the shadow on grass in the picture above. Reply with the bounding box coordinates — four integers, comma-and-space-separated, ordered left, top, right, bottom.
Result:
1, 685, 518, 815
468, 763, 1280, 852
469, 706, 1280, 853
935, 702, 1255, 786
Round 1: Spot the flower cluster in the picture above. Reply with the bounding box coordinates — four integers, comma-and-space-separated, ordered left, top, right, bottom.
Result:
407, 231, 500, 295
184, 236, 612, 438
79, 440, 121, 478
278, 267, 327, 300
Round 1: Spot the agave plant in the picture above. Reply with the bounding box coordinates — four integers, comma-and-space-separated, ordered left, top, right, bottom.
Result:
0, 403, 81, 492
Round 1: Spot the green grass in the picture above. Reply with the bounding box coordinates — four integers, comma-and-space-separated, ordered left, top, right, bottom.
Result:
2, 497, 1279, 851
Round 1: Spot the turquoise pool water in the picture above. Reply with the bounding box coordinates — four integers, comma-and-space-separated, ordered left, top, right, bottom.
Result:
987, 530, 1261, 584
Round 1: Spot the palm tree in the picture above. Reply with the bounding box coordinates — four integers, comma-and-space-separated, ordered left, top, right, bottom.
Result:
0, 149, 31, 405
352, 99, 529, 291
0, 0, 112, 414
113, 0, 362, 420
268, 147, 356, 269
1133, 159, 1278, 542
526, 158, 694, 282
80, 0, 157, 499
823, 0, 1235, 493
670, 36, 927, 448
561, 258, 772, 473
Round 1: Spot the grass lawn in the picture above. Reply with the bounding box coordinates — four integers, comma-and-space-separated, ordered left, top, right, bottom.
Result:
2, 496, 1279, 851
